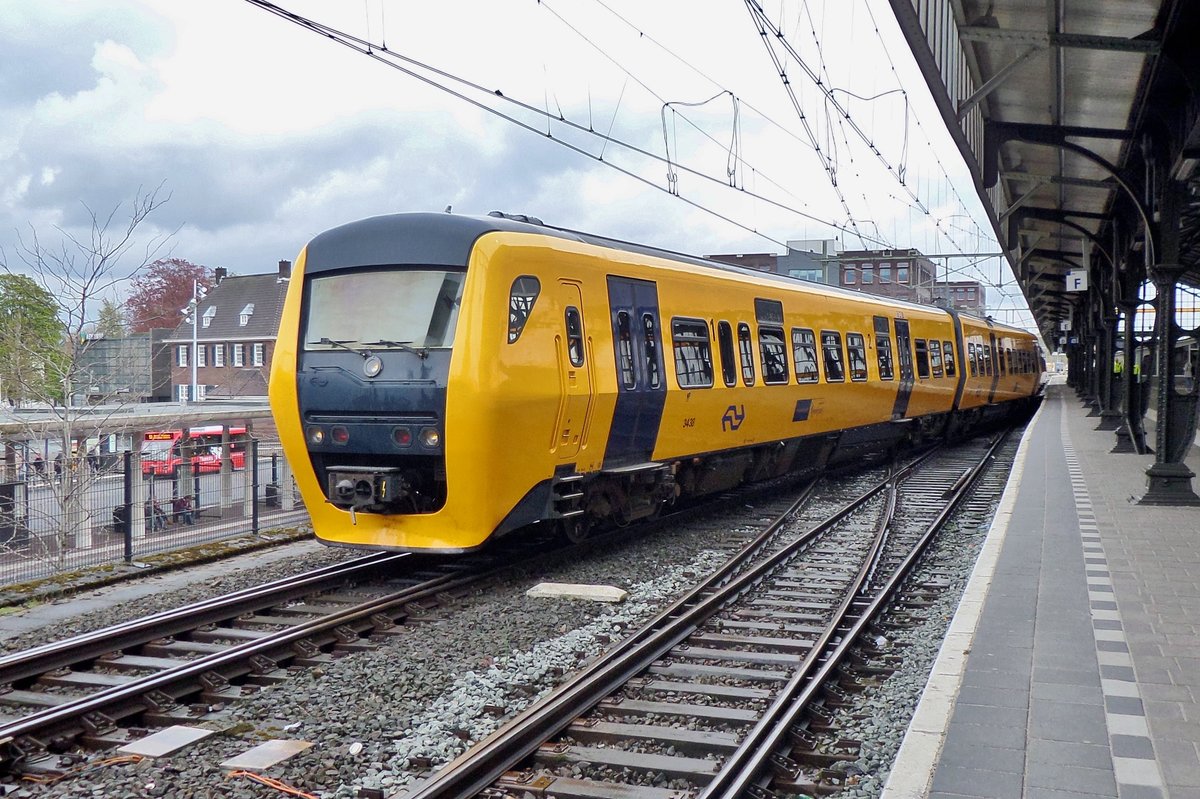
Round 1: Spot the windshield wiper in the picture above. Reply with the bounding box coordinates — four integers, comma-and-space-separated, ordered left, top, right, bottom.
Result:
361, 340, 429, 359
316, 338, 369, 357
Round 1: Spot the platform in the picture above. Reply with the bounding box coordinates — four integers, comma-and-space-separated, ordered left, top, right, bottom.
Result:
884, 381, 1200, 799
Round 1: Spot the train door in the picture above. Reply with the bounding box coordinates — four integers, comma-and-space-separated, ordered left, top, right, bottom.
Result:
604, 276, 667, 467
987, 330, 1000, 402
553, 281, 594, 460
891, 318, 915, 418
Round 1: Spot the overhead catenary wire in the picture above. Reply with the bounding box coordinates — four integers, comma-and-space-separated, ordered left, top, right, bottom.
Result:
242, 0, 897, 249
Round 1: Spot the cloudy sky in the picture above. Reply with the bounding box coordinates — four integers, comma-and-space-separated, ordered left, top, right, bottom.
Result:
0, 0, 1033, 328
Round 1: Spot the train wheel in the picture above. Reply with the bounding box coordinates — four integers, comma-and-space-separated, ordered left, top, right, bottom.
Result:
558, 516, 590, 544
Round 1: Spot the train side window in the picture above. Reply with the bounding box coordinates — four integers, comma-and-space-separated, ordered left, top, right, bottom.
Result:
642, 314, 661, 388
671, 318, 714, 388
846, 333, 868, 381
821, 330, 845, 382
508, 276, 540, 343
760, 327, 789, 384
717, 321, 737, 387
738, 323, 756, 385
565, 307, 585, 367
1007, 348, 1014, 375
873, 316, 894, 380
792, 328, 819, 383
984, 345, 994, 376
616, 312, 635, 389
929, 340, 944, 377
914, 339, 930, 379
943, 340, 956, 377
967, 343, 978, 376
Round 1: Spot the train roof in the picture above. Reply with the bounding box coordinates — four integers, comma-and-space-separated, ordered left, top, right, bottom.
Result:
303, 212, 1033, 339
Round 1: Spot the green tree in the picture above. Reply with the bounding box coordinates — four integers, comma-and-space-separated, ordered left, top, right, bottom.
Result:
95, 297, 127, 338
0, 274, 65, 404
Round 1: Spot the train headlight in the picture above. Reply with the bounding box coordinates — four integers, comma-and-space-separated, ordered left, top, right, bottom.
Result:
306, 425, 325, 445
391, 426, 413, 447
419, 427, 441, 448
363, 355, 383, 378
331, 425, 350, 445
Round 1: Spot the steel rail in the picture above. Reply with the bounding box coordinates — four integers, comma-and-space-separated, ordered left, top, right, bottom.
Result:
401, 456, 928, 799
0, 561, 484, 762
699, 431, 1010, 799
0, 552, 412, 687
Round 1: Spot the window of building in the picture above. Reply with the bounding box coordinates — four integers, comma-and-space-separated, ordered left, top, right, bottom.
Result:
821, 331, 845, 382
879, 265, 892, 283
717, 321, 737, 387
943, 340, 956, 377
196, 345, 206, 368
843, 267, 857, 285
873, 317, 894, 380
239, 303, 255, 327
759, 326, 789, 384
616, 312, 635, 388
176, 384, 188, 402
642, 314, 661, 388
846, 333, 868, 381
671, 318, 714, 388
896, 262, 910, 283
202, 306, 216, 329
252, 343, 264, 367
738, 323, 756, 385
565, 307, 585, 367
232, 343, 244, 367
861, 266, 874, 285
177, 345, 188, 367
790, 268, 824, 282
915, 339, 930, 378
214, 344, 225, 367
929, 340, 943, 377
792, 328, 819, 383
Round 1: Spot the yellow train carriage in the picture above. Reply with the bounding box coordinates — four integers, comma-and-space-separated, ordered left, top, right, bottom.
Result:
271, 212, 1041, 553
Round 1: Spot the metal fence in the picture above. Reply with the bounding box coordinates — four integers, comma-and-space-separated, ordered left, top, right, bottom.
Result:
0, 442, 307, 589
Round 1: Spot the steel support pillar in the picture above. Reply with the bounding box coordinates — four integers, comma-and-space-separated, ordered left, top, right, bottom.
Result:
1096, 315, 1123, 429
1113, 300, 1149, 453
1140, 263, 1200, 505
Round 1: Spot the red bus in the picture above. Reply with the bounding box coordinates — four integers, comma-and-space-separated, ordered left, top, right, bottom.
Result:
141, 426, 248, 477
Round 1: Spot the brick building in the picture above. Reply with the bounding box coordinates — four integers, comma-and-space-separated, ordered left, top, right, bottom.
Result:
164, 260, 291, 402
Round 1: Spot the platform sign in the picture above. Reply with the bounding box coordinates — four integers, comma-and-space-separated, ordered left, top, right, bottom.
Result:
1066, 270, 1088, 292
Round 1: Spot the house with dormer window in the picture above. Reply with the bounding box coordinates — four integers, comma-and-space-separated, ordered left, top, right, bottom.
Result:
164, 260, 291, 401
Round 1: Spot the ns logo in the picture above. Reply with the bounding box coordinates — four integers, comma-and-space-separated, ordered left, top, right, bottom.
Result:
721, 404, 746, 432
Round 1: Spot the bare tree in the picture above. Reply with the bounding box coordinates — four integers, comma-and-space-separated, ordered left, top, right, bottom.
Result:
0, 186, 172, 570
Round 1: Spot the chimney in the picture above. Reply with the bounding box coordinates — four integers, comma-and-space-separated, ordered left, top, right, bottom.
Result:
278, 259, 291, 280
215, 267, 227, 284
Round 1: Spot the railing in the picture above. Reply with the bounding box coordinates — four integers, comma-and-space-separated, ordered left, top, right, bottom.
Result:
0, 441, 306, 589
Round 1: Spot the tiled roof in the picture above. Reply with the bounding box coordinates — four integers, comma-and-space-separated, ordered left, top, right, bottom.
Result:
164, 273, 288, 343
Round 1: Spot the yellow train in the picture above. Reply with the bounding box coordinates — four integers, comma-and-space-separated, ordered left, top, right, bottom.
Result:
269, 212, 1043, 552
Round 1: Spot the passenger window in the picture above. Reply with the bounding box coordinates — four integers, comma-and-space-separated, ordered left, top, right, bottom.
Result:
821, 331, 845, 382
792, 328, 819, 383
967, 343, 978, 376
873, 317, 894, 380
717, 321, 737, 387
943, 340, 956, 377
671, 318, 714, 388
508, 276, 540, 343
565, 307, 585, 367
914, 339, 930, 379
846, 333, 868, 381
738, 323, 755, 385
759, 327, 789, 385
616, 312, 635, 389
984, 345, 994, 376
930, 340, 944, 378
642, 314, 661, 388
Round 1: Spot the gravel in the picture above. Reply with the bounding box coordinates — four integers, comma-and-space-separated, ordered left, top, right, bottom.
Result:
0, 442, 1018, 799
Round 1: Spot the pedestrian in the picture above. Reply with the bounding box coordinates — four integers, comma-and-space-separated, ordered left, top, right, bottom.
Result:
31, 453, 45, 479
53, 452, 64, 480
172, 495, 195, 525
145, 499, 166, 532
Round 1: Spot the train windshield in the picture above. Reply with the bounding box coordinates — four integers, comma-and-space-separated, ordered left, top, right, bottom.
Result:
304, 269, 465, 351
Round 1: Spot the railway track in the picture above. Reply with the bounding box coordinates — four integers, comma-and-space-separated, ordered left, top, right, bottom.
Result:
0, 465, 831, 782
397, 432, 1011, 799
